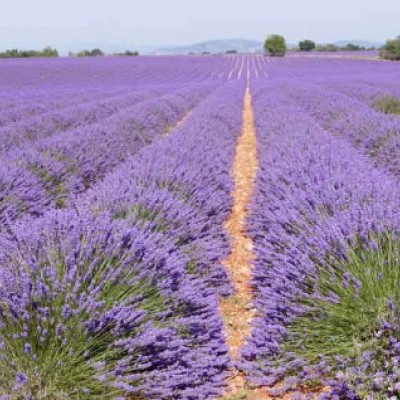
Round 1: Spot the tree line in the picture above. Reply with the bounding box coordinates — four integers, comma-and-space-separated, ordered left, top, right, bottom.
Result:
1, 38, 399, 61
0, 47, 139, 58
0, 46, 58, 58
263, 35, 400, 60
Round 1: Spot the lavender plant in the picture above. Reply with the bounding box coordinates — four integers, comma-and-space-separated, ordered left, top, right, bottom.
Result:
0, 210, 224, 399
284, 234, 400, 398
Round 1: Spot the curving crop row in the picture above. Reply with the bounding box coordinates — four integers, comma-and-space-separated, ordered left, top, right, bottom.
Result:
0, 82, 217, 227
0, 86, 173, 152
240, 81, 400, 399
277, 79, 400, 178
0, 87, 131, 128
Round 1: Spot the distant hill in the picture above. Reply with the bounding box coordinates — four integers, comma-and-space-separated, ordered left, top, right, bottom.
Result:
154, 39, 263, 55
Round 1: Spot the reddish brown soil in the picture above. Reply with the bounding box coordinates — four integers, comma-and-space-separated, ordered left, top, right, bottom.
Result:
218, 87, 274, 400
217, 86, 327, 400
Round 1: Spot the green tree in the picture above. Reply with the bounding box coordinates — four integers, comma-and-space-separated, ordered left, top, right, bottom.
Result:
299, 40, 316, 52
41, 46, 59, 57
90, 48, 104, 57
115, 50, 139, 56
380, 37, 400, 60
264, 34, 287, 57
77, 48, 104, 57
344, 43, 364, 51
316, 44, 339, 52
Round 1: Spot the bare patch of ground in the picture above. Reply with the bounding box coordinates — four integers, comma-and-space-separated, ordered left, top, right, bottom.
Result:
218, 87, 274, 400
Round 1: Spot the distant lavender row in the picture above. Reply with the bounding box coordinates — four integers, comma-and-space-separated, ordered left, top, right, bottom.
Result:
0, 56, 238, 90
278, 79, 400, 177
0, 86, 133, 128
322, 79, 400, 106
240, 81, 400, 398
0, 57, 240, 128
0, 82, 217, 227
0, 80, 246, 399
264, 57, 400, 82
0, 85, 170, 152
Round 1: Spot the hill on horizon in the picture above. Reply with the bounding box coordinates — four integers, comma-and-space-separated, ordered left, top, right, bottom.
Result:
153, 39, 263, 55
153, 38, 383, 55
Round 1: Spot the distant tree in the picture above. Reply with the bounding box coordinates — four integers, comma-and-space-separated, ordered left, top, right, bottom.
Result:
316, 44, 339, 52
76, 50, 90, 57
91, 48, 104, 56
114, 50, 139, 56
380, 37, 400, 60
344, 43, 365, 51
264, 34, 286, 57
124, 50, 139, 56
77, 48, 104, 57
0, 46, 58, 58
226, 49, 238, 54
299, 40, 316, 52
39, 46, 58, 57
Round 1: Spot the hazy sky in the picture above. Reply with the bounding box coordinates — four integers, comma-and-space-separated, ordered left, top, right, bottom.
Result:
0, 0, 399, 50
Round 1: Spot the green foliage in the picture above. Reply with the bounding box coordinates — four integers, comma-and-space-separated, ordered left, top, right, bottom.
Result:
76, 48, 104, 57
373, 95, 400, 115
284, 233, 400, 365
380, 37, 400, 60
298, 40, 316, 52
0, 46, 58, 58
226, 49, 238, 54
0, 248, 161, 399
344, 43, 365, 51
312, 43, 369, 52
315, 43, 339, 52
115, 50, 139, 56
264, 34, 287, 57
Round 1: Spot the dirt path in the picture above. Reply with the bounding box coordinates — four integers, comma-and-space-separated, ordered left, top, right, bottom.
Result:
217, 86, 274, 400
217, 76, 328, 400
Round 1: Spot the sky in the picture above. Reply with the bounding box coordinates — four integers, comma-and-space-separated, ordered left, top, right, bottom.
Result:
0, 0, 399, 52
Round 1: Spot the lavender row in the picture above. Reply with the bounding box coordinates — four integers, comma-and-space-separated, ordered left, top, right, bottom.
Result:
0, 81, 246, 399
240, 82, 400, 399
277, 79, 400, 178
0, 86, 133, 128
82, 80, 246, 297
322, 79, 400, 107
0, 86, 171, 153
0, 82, 217, 227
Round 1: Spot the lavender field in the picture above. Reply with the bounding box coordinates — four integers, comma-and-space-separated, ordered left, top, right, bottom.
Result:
1, 55, 400, 400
